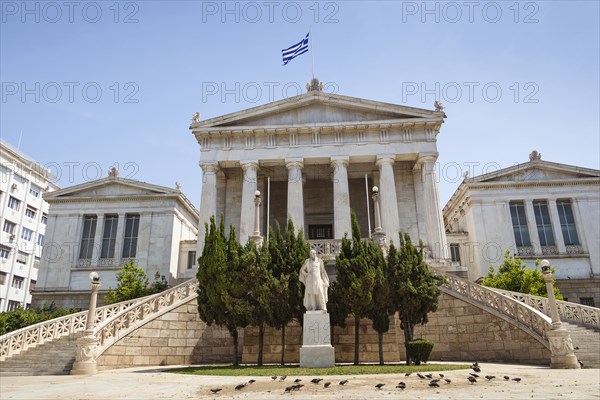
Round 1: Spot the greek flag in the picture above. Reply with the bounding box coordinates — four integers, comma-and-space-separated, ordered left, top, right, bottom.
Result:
282, 32, 309, 65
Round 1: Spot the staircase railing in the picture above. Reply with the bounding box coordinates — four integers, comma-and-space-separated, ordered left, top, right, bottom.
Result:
94, 279, 199, 357
488, 288, 600, 330
0, 298, 140, 361
434, 270, 553, 348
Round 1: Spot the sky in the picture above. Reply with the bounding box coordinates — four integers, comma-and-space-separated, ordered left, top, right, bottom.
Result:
1, 0, 599, 208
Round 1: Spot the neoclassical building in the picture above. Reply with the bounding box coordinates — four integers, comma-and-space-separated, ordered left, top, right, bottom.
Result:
191, 80, 449, 262
443, 151, 600, 305
33, 170, 199, 308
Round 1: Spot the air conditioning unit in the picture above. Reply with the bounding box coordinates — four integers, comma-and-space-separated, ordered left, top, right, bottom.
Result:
9, 234, 15, 240
11, 183, 17, 190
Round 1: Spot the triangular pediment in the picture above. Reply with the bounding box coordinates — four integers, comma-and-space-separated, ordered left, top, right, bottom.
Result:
192, 91, 443, 130
45, 177, 177, 200
473, 161, 600, 184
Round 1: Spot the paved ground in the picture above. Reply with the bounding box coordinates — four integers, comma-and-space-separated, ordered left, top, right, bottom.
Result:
1, 363, 599, 399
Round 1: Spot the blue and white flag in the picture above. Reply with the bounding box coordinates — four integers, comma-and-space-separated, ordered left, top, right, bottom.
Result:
282, 32, 309, 65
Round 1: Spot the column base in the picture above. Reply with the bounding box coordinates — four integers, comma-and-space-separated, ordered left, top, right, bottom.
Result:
70, 361, 98, 375
300, 311, 335, 368
300, 345, 335, 368
547, 327, 581, 369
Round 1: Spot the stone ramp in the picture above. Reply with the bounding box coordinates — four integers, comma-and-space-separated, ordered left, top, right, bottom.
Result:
0, 333, 79, 376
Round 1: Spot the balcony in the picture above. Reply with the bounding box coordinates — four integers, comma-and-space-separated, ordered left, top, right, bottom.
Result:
565, 245, 584, 254
541, 246, 558, 255
517, 246, 534, 256
309, 239, 342, 260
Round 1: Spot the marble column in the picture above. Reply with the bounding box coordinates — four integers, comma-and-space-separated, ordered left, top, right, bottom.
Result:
197, 162, 219, 256
286, 158, 305, 234
90, 215, 104, 264
525, 200, 541, 254
331, 156, 351, 239
418, 154, 449, 259
547, 199, 566, 254
376, 155, 400, 245
240, 160, 259, 245
114, 213, 126, 262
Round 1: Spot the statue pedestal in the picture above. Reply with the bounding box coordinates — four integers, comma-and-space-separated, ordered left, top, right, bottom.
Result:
299, 311, 335, 368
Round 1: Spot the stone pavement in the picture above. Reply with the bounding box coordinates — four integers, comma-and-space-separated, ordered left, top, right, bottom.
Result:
1, 363, 599, 399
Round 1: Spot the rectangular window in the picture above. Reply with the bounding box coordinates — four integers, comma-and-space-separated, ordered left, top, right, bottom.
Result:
122, 214, 140, 258
308, 224, 333, 240
533, 201, 555, 246
29, 185, 40, 197
509, 202, 531, 247
41, 214, 48, 225
8, 300, 21, 311
3, 220, 16, 235
12, 275, 24, 289
79, 216, 98, 259
37, 234, 44, 246
450, 243, 461, 263
100, 215, 119, 259
580, 297, 595, 307
34, 256, 41, 269
16, 251, 28, 264
0, 272, 6, 285
7, 196, 21, 211
25, 206, 37, 219
29, 280, 36, 291
557, 200, 580, 246
21, 227, 33, 241
187, 251, 196, 269
0, 245, 10, 260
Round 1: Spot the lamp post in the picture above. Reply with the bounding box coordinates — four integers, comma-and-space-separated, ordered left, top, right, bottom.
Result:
250, 190, 263, 247
371, 186, 386, 247
540, 260, 580, 369
71, 272, 101, 375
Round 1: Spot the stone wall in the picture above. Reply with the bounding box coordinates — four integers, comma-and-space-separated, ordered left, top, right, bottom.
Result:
96, 299, 241, 370
556, 278, 600, 307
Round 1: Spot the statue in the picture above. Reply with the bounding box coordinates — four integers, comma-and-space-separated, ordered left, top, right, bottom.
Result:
434, 100, 444, 112
299, 249, 330, 311
191, 112, 201, 124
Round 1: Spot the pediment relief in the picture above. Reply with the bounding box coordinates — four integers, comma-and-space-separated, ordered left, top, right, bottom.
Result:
48, 179, 175, 200
478, 164, 599, 183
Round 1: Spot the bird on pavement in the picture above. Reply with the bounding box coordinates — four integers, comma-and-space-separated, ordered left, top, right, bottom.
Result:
416, 373, 426, 379
469, 373, 479, 378
292, 384, 304, 391
294, 378, 302, 383
311, 378, 323, 384
396, 382, 406, 390
472, 366, 481, 372
439, 373, 444, 378
430, 379, 440, 383
248, 379, 256, 384
504, 376, 510, 380
425, 373, 433, 379
467, 376, 477, 384
234, 383, 247, 390
485, 375, 496, 381
375, 383, 386, 389
405, 372, 412, 377
279, 376, 287, 381
324, 382, 331, 388
210, 388, 222, 394
429, 381, 440, 388
284, 386, 293, 393
444, 379, 452, 384
271, 376, 277, 381
512, 377, 522, 382
339, 380, 349, 386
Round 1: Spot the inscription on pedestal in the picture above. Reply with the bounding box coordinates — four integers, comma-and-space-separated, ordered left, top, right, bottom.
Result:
300, 311, 335, 368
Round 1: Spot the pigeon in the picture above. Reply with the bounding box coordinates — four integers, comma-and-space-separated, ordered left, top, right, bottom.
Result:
578, 361, 584, 368
248, 379, 256, 384
210, 388, 222, 394
311, 378, 323, 384
292, 384, 304, 391
485, 375, 496, 381
472, 361, 479, 367
468, 376, 477, 384
405, 372, 412, 377
430, 379, 440, 383
417, 373, 426, 379
339, 380, 349, 386
279, 376, 287, 381
396, 382, 406, 390
444, 379, 452, 384
504, 376, 510, 380
234, 383, 247, 390
469, 373, 480, 378
375, 383, 386, 389
429, 381, 440, 388
271, 376, 278, 381
425, 373, 433, 379
284, 386, 293, 393
512, 377, 522, 382
472, 366, 481, 372
439, 373, 444, 378
294, 379, 302, 383
324, 382, 331, 388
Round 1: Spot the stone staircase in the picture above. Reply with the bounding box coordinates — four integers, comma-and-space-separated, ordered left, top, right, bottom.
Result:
563, 322, 600, 368
0, 333, 79, 376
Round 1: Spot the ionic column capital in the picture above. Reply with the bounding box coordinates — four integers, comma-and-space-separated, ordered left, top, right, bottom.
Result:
330, 156, 349, 168
240, 160, 259, 172
285, 158, 304, 170
417, 152, 439, 165
199, 162, 219, 174
376, 154, 396, 167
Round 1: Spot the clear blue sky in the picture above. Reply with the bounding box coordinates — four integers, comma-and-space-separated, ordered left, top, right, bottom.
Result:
1, 1, 599, 207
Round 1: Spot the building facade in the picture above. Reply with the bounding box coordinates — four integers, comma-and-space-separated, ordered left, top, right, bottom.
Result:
443, 151, 600, 305
0, 140, 60, 312
32, 169, 199, 309
191, 80, 449, 263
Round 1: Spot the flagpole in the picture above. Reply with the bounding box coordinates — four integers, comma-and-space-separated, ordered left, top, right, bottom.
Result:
309, 27, 315, 79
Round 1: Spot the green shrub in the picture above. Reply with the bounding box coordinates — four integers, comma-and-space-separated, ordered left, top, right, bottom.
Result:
406, 339, 434, 365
